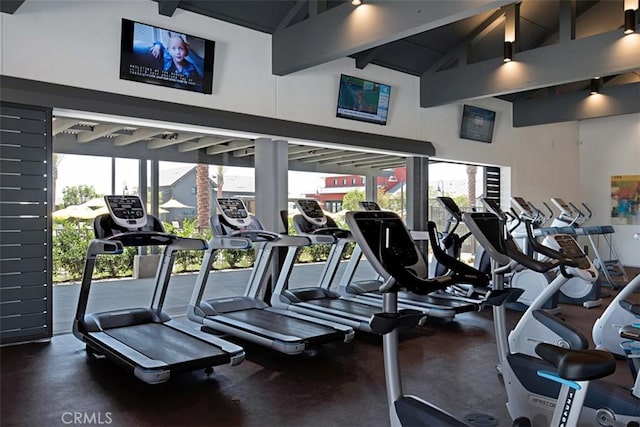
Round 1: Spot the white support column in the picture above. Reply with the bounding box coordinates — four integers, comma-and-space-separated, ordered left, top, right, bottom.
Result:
406, 157, 430, 254
365, 175, 378, 203
254, 138, 289, 300
255, 138, 289, 232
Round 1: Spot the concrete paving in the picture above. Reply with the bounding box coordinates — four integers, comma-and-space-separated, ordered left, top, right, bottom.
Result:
53, 261, 379, 335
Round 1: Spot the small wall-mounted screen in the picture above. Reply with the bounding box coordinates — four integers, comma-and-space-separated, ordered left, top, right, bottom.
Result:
119, 19, 215, 94
460, 105, 496, 143
336, 74, 391, 125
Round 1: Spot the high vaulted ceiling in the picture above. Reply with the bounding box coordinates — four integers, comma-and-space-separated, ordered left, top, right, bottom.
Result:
3, 0, 637, 175
153, 0, 639, 114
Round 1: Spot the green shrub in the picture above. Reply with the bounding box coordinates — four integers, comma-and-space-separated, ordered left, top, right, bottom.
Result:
52, 220, 93, 281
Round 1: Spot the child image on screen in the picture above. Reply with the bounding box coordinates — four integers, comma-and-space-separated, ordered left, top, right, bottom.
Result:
149, 36, 203, 88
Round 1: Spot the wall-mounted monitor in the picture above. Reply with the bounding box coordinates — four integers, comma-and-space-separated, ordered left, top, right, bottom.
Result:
336, 74, 391, 125
119, 19, 215, 94
459, 105, 496, 143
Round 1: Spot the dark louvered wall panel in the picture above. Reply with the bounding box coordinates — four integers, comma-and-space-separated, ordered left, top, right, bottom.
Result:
0, 103, 52, 344
484, 166, 501, 206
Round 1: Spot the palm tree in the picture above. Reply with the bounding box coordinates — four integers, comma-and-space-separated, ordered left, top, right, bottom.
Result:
52, 153, 64, 209
466, 165, 477, 210
216, 165, 224, 199
196, 164, 210, 230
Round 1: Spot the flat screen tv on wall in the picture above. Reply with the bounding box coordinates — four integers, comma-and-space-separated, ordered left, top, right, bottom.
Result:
119, 19, 215, 94
336, 74, 391, 125
459, 105, 496, 143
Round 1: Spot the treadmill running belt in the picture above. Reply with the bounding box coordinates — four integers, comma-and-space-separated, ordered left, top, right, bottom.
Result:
301, 298, 382, 317
106, 323, 226, 365
222, 308, 343, 341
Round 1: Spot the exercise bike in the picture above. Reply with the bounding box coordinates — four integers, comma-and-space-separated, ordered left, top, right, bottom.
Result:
346, 209, 620, 427
463, 210, 640, 426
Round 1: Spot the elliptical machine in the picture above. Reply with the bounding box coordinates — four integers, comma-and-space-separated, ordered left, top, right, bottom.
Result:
482, 198, 560, 313
429, 196, 491, 278
511, 196, 602, 309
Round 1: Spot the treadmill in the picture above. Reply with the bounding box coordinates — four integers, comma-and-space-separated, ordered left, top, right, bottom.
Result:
187, 198, 354, 355
271, 199, 453, 331
73, 195, 246, 384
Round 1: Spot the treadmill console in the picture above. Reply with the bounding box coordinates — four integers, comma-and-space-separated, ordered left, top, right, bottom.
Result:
359, 201, 381, 211
296, 199, 327, 226
216, 198, 252, 228
104, 195, 147, 229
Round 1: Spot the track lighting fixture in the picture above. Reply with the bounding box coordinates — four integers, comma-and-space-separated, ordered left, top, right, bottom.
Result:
503, 41, 513, 62
624, 9, 636, 34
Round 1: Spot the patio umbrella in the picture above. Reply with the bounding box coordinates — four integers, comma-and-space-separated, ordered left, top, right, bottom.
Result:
160, 198, 194, 209
81, 197, 106, 209
52, 205, 100, 220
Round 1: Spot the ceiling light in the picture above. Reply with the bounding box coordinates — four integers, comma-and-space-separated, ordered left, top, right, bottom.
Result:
590, 78, 601, 95
352, 0, 362, 5
624, 9, 636, 34
503, 41, 513, 63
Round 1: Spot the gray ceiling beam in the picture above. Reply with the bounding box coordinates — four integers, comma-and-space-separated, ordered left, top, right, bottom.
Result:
288, 145, 316, 155
316, 151, 377, 165
513, 82, 640, 127
559, 0, 576, 42
178, 136, 236, 152
52, 118, 78, 135
206, 140, 255, 155
288, 158, 388, 177
355, 45, 387, 70
113, 128, 163, 146
427, 8, 504, 73
76, 124, 123, 143
3, 76, 436, 156
147, 133, 201, 149
332, 154, 390, 166
272, 0, 514, 76
420, 29, 640, 108
287, 149, 328, 161
157, 1, 181, 17
292, 148, 342, 162
276, 0, 307, 30
0, 1, 25, 14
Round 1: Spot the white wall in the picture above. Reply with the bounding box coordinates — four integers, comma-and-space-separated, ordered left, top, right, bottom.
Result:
579, 113, 640, 267
5, 0, 635, 267
0, 0, 525, 166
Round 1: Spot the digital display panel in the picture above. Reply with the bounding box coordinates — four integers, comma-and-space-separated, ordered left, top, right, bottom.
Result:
120, 19, 215, 94
460, 105, 496, 143
217, 198, 249, 220
336, 74, 391, 125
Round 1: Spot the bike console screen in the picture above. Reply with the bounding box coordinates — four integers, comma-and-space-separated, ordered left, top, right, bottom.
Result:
104, 195, 147, 229
216, 198, 252, 228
